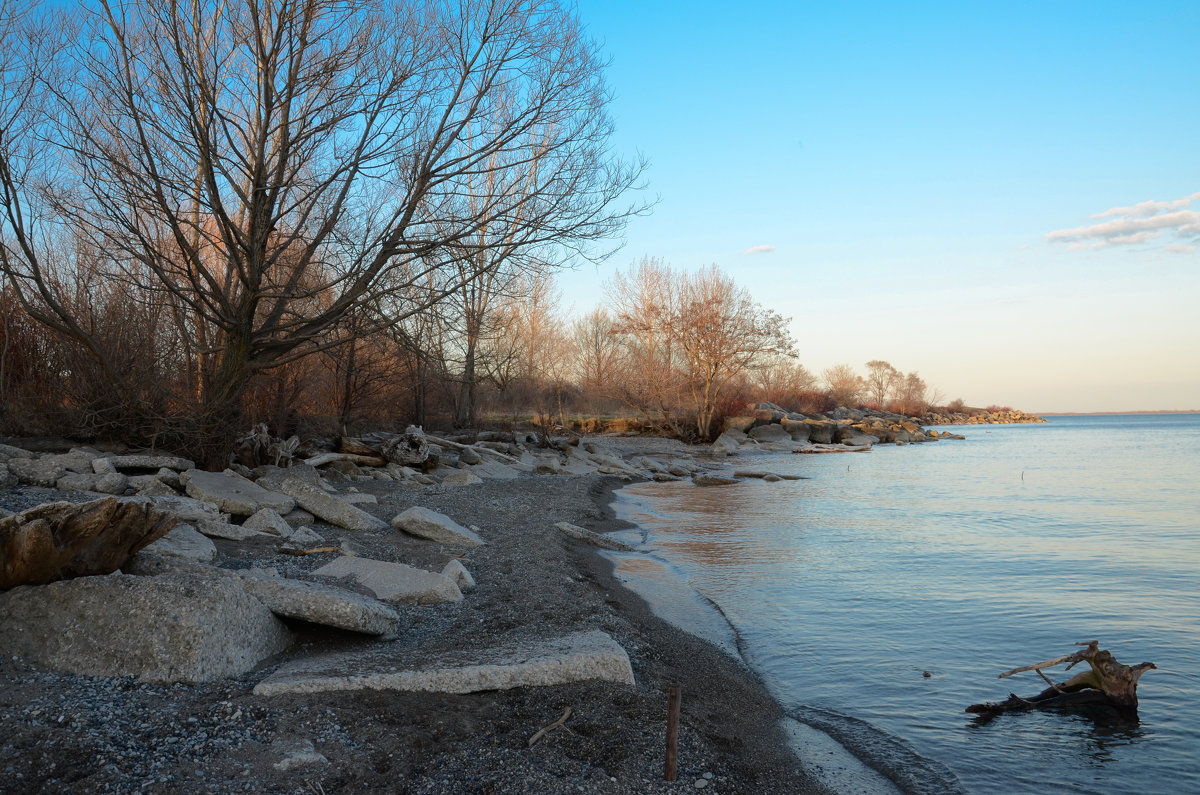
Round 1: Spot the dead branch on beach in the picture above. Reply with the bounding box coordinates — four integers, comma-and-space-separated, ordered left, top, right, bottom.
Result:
527, 707, 574, 747
966, 641, 1156, 718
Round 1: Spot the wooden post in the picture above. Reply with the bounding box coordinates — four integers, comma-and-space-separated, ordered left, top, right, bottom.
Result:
664, 683, 682, 781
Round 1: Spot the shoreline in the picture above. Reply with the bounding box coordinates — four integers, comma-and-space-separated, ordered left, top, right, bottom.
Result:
1, 443, 826, 793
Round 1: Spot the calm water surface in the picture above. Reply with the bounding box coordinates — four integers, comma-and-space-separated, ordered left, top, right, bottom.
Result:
612, 414, 1200, 793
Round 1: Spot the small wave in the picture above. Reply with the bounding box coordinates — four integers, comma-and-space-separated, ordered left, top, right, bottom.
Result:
789, 705, 964, 794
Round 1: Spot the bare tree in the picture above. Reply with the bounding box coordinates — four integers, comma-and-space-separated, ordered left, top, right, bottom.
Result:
863, 359, 900, 406
822, 363, 863, 408
569, 307, 624, 410
668, 265, 795, 439
605, 256, 681, 428
0, 0, 644, 462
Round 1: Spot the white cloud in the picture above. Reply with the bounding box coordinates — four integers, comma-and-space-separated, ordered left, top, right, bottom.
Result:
741, 244, 776, 255
1164, 243, 1197, 254
1047, 193, 1200, 249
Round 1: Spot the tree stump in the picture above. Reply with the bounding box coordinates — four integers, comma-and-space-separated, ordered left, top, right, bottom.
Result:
966, 641, 1156, 719
0, 498, 176, 589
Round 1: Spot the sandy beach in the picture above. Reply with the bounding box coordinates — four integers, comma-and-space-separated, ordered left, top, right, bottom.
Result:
0, 436, 826, 794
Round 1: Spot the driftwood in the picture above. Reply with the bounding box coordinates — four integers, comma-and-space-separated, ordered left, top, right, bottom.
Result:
304, 452, 387, 468
328, 427, 521, 468
527, 707, 574, 747
234, 424, 299, 468
0, 498, 176, 589
966, 641, 1156, 718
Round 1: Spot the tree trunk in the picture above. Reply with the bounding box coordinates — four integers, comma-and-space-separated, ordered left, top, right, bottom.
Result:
966, 641, 1156, 719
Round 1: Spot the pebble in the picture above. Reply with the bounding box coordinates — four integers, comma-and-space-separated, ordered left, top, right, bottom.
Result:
694, 778, 708, 789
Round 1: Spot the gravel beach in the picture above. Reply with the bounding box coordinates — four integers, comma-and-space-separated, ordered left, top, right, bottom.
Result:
0, 436, 825, 794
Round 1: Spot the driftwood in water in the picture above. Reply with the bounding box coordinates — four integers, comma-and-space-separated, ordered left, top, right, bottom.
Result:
0, 498, 176, 589
966, 641, 1156, 718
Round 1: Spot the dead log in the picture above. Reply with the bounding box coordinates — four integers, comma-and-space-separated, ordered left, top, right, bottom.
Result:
966, 641, 1156, 718
0, 498, 177, 589
303, 452, 387, 468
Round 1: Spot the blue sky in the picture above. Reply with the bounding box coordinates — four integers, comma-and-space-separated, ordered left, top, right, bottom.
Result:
559, 1, 1200, 412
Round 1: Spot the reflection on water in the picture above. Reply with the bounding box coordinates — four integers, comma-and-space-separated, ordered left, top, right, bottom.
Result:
613, 415, 1200, 794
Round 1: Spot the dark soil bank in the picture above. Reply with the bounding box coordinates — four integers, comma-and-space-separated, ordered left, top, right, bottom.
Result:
0, 472, 823, 794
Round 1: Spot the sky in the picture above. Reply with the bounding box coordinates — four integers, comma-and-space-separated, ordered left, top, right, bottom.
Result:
558, 1, 1200, 413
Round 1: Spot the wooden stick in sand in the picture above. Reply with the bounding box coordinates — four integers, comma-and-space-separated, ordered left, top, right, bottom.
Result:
664, 684, 682, 781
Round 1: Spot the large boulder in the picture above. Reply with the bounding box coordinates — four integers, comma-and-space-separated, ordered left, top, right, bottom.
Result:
105, 454, 195, 472
237, 574, 400, 636
554, 521, 635, 552
136, 523, 218, 563
710, 431, 746, 456
0, 462, 17, 490
253, 630, 634, 697
748, 423, 791, 443
6, 457, 66, 487
0, 573, 291, 683
56, 471, 129, 495
392, 507, 484, 546
275, 479, 389, 532
180, 469, 295, 517
0, 498, 176, 589
803, 419, 837, 444
780, 416, 811, 441
312, 556, 462, 605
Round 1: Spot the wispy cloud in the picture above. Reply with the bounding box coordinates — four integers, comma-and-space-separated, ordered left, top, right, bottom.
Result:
1047, 192, 1200, 250
742, 244, 776, 255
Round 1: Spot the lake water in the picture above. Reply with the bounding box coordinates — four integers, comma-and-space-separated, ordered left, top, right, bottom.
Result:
611, 414, 1200, 793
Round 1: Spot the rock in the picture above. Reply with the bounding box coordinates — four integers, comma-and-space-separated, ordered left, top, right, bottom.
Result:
272, 739, 327, 771
57, 471, 130, 495
281, 508, 316, 526
457, 446, 482, 465
136, 495, 225, 524
535, 458, 565, 475
238, 573, 400, 636
441, 559, 476, 591
748, 423, 791, 443
0, 463, 15, 490
710, 431, 745, 456
391, 507, 484, 546
255, 463, 323, 493
6, 457, 67, 487
180, 469, 295, 517
838, 432, 878, 447
0, 497, 176, 589
135, 477, 179, 497
339, 492, 378, 505
721, 415, 756, 433
780, 417, 812, 440
253, 629, 633, 696
108, 454, 195, 471
137, 523, 218, 563
0, 573, 290, 683
804, 419, 837, 444
554, 521, 636, 552
0, 443, 34, 462
155, 467, 183, 489
243, 508, 292, 536
312, 556, 462, 605
276, 479, 388, 532
91, 457, 117, 475
441, 469, 483, 487
693, 473, 740, 487
195, 518, 272, 542
287, 526, 326, 546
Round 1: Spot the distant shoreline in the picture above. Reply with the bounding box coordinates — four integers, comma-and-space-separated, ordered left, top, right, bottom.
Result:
1036, 410, 1199, 416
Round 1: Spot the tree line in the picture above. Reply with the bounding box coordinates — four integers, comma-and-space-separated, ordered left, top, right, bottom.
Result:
0, 0, 950, 461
